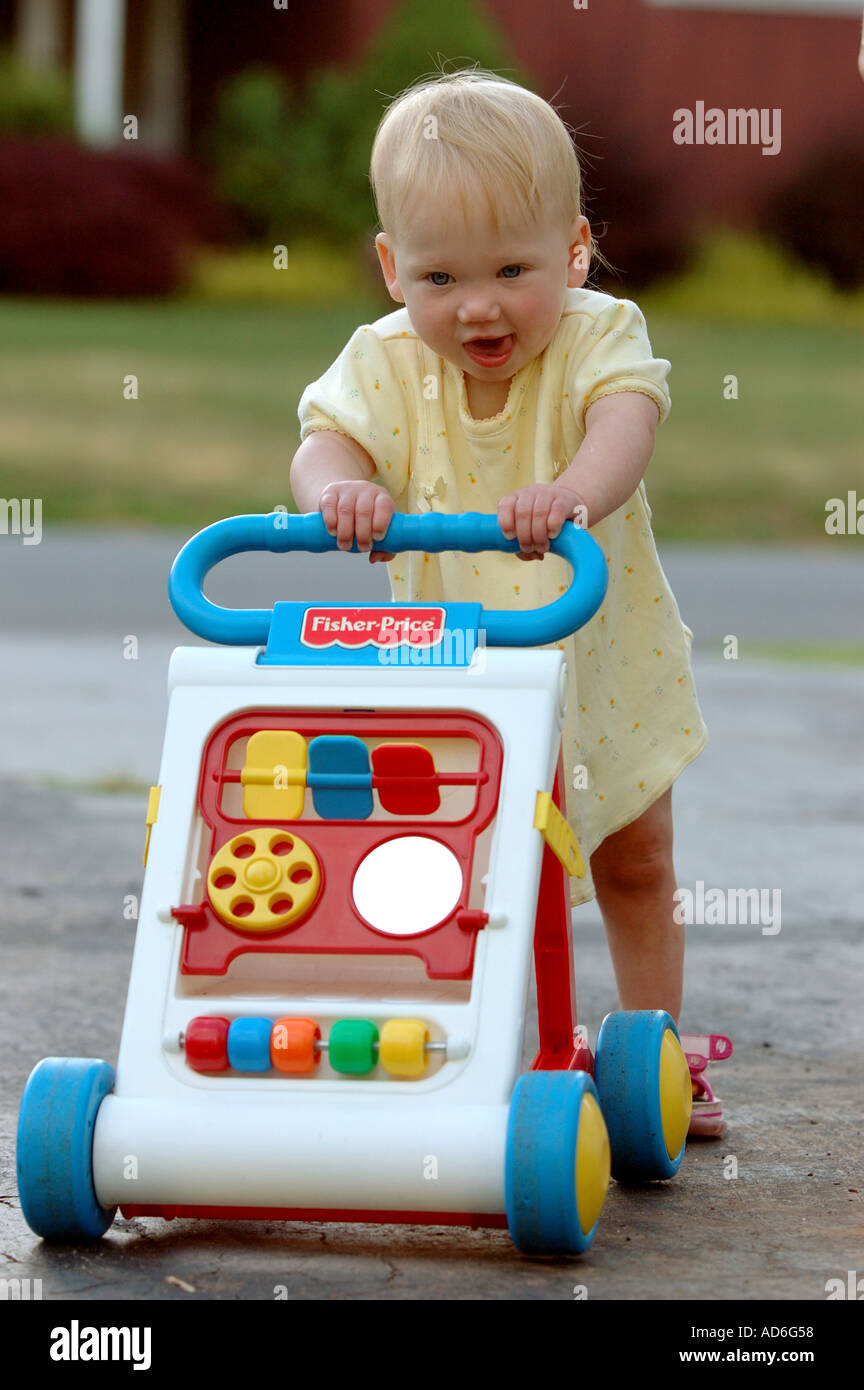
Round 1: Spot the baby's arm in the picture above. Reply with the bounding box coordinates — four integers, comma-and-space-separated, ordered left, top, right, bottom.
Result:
558, 392, 659, 526
290, 432, 395, 557
498, 392, 658, 555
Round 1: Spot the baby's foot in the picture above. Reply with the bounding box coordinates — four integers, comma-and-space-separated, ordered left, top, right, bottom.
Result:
680, 1032, 733, 1139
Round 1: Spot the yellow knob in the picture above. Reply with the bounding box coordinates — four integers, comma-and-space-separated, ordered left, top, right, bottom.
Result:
244, 857, 280, 890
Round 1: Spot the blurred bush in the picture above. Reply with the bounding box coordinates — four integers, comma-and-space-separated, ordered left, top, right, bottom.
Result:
762, 138, 864, 290
639, 229, 864, 326
0, 45, 74, 135
0, 139, 234, 296
187, 242, 364, 304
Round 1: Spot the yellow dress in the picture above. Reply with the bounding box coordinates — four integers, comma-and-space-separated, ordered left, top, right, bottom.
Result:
298, 287, 707, 905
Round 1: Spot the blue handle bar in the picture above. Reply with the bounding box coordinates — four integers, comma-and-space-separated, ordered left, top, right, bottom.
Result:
168, 512, 607, 647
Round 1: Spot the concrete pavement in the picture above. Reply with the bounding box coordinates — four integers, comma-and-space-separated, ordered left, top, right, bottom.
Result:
0, 530, 861, 1301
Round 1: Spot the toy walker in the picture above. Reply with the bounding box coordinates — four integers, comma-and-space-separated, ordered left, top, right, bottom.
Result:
17, 512, 693, 1256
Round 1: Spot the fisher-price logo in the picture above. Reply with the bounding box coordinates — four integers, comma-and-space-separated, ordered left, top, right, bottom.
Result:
301, 606, 447, 650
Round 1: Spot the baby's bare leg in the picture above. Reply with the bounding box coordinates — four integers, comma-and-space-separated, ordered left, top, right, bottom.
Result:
589, 787, 683, 1021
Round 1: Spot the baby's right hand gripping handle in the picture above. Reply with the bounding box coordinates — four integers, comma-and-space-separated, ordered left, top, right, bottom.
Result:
382, 513, 608, 644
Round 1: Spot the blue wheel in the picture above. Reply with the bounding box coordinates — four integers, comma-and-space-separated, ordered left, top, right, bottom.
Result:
17, 1058, 117, 1241
505, 1070, 610, 1255
594, 1011, 692, 1183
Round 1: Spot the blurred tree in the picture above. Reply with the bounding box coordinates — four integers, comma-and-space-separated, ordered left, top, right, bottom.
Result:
206, 0, 529, 247
205, 65, 298, 241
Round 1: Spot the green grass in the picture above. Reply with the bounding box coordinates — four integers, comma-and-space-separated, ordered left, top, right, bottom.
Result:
642, 313, 863, 541
744, 643, 864, 666
0, 270, 861, 540
0, 296, 384, 524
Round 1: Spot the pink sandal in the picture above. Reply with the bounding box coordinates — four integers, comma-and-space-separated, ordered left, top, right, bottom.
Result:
679, 1033, 733, 1138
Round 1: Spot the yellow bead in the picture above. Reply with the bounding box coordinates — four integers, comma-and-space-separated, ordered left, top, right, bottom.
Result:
378, 1019, 429, 1077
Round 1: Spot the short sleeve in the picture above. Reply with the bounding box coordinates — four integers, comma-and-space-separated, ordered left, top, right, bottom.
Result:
570, 298, 671, 431
297, 324, 412, 501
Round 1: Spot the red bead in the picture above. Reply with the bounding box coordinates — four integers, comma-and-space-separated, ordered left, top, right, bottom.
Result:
185, 1016, 230, 1072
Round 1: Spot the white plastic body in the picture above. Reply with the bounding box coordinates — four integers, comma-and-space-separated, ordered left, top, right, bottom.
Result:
93, 644, 566, 1215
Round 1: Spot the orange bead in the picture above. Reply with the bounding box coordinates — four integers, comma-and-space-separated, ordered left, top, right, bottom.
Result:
270, 1017, 320, 1074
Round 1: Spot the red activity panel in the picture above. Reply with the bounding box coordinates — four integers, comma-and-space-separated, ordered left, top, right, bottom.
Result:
171, 709, 502, 980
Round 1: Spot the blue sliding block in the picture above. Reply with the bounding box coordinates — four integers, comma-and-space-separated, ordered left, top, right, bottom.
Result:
307, 736, 373, 820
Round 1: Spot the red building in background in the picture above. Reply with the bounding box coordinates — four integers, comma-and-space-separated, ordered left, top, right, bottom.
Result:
2, 0, 862, 223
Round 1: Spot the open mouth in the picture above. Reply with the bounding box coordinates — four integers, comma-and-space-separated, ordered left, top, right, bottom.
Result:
463, 334, 514, 367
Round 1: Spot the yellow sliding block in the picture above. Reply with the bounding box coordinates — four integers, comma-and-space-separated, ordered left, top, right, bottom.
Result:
534, 790, 586, 878
143, 785, 161, 866
242, 731, 307, 820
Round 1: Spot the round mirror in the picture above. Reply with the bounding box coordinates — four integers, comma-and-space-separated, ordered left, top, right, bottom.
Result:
352, 836, 463, 935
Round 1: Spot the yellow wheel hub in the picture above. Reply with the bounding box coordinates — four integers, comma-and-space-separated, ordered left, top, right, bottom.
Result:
660, 1029, 692, 1158
575, 1090, 611, 1235
207, 827, 320, 933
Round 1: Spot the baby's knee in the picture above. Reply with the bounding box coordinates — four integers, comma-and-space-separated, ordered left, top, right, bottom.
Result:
591, 818, 673, 895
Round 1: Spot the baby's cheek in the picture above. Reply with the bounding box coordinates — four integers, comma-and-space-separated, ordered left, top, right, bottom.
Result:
428, 301, 453, 337
518, 286, 558, 334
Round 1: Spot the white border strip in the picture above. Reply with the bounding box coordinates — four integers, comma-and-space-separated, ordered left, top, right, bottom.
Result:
644, 0, 862, 16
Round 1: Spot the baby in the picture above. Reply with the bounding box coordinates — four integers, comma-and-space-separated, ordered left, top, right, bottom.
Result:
290, 69, 729, 1136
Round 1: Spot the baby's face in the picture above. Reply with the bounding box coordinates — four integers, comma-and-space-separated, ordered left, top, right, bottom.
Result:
376, 201, 590, 383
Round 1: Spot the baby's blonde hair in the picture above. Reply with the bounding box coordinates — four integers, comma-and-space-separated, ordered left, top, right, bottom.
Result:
370, 66, 592, 255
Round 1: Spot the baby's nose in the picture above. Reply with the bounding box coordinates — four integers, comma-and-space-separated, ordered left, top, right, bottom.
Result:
457, 293, 501, 324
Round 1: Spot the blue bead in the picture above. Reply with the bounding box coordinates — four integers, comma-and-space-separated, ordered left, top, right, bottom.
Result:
227, 1017, 273, 1072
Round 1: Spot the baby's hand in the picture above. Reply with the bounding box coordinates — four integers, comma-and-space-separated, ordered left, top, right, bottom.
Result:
319, 480, 395, 562
498, 484, 587, 561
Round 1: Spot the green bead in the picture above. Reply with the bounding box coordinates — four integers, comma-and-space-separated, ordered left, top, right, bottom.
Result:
328, 1019, 378, 1075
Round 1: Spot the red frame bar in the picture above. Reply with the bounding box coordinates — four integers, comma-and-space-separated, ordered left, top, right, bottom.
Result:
120, 1204, 509, 1230
530, 758, 592, 1074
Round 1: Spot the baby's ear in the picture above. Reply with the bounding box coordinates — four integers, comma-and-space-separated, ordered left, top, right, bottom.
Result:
375, 234, 404, 304
568, 247, 590, 289
567, 217, 591, 290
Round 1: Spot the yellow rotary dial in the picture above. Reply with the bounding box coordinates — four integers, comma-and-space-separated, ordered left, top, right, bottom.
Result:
207, 827, 320, 932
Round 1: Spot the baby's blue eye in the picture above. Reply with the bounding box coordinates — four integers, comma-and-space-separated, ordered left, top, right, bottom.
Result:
501, 265, 523, 278
427, 271, 451, 286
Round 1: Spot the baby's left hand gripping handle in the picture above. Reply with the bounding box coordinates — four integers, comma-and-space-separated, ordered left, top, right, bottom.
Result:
168, 512, 608, 646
